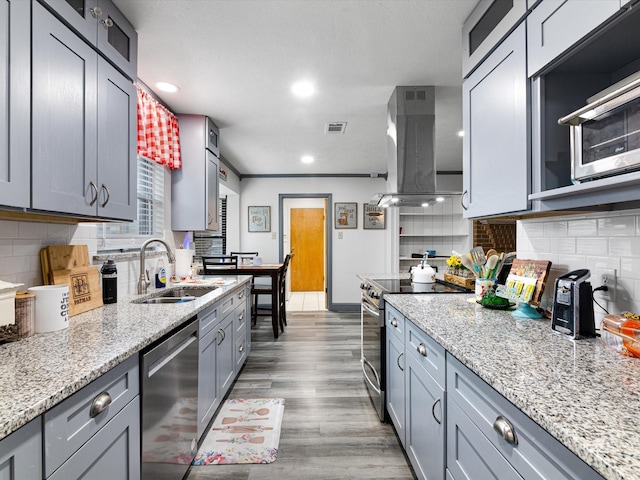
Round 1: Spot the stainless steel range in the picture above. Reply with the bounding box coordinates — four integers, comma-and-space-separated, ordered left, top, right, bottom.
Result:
360, 277, 471, 421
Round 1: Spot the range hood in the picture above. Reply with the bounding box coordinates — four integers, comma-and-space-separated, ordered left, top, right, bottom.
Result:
371, 86, 460, 207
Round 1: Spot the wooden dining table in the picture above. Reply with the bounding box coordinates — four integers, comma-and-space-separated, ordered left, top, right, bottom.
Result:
202, 262, 285, 338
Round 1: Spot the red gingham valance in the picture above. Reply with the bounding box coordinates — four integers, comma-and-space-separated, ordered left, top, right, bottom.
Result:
136, 85, 182, 169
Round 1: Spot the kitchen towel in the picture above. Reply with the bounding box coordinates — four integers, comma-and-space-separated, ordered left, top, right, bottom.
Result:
192, 398, 285, 465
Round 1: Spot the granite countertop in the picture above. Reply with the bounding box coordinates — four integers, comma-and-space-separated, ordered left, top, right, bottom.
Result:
0, 275, 252, 442
384, 293, 640, 480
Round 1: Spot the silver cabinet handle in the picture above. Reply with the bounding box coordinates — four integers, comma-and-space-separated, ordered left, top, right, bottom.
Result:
208, 213, 213, 226
238, 291, 245, 299
461, 190, 469, 211
493, 415, 518, 445
101, 17, 113, 29
89, 181, 99, 206
397, 352, 404, 372
390, 318, 398, 328
89, 6, 102, 18
100, 184, 110, 208
431, 397, 442, 425
239, 311, 244, 322
417, 343, 427, 357
89, 391, 112, 418
239, 345, 244, 353
217, 328, 225, 346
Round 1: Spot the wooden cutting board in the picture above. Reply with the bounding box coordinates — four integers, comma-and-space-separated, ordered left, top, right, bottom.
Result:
52, 266, 103, 316
46, 245, 90, 271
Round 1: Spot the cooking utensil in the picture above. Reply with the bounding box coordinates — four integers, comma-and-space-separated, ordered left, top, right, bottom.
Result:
470, 246, 487, 274
484, 254, 500, 279
486, 249, 498, 259
460, 254, 478, 276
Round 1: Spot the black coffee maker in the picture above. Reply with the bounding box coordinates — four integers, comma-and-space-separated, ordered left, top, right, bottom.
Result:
551, 269, 595, 339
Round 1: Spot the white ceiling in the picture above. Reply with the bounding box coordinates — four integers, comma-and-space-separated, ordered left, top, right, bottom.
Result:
112, 0, 477, 176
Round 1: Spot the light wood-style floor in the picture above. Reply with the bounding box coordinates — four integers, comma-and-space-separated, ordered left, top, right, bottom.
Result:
187, 311, 415, 480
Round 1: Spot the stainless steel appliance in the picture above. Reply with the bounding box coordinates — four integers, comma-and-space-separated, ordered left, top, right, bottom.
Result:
360, 277, 471, 421
559, 72, 640, 182
141, 318, 199, 479
551, 269, 596, 339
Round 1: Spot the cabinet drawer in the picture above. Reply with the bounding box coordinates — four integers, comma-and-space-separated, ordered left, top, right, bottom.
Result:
406, 320, 445, 388
235, 332, 247, 370
220, 287, 246, 318
199, 301, 219, 338
385, 303, 405, 341
446, 355, 603, 480
44, 355, 139, 477
447, 397, 522, 480
48, 396, 140, 480
234, 302, 248, 335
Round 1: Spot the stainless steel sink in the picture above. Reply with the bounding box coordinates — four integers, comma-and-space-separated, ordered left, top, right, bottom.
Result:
137, 297, 197, 304
158, 287, 217, 298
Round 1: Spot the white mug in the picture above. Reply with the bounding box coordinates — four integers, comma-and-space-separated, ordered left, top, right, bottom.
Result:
28, 285, 70, 333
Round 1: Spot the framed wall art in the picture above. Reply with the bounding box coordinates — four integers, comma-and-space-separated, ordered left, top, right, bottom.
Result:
248, 206, 271, 232
363, 203, 385, 229
334, 202, 357, 229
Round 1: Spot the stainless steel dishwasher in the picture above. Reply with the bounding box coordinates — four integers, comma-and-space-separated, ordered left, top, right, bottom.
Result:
141, 318, 199, 480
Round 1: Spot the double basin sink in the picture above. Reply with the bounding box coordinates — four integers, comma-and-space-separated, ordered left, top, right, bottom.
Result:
134, 287, 218, 304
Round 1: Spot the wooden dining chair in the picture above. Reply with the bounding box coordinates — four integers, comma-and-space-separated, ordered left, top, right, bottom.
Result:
251, 254, 292, 332
201, 255, 237, 274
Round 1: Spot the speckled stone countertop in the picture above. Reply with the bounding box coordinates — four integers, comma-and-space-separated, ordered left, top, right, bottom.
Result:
384, 293, 640, 480
0, 276, 252, 442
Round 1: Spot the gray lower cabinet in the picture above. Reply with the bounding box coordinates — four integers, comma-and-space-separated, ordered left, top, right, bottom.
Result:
462, 22, 529, 218
217, 309, 236, 396
198, 302, 221, 440
527, 0, 621, 77
31, 1, 136, 221
386, 304, 406, 446
446, 354, 604, 480
0, 0, 30, 209
43, 355, 140, 479
0, 417, 42, 480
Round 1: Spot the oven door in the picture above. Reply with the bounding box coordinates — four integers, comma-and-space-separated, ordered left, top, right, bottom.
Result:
361, 295, 385, 422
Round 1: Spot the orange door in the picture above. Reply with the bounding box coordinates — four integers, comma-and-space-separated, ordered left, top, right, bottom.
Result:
290, 208, 324, 291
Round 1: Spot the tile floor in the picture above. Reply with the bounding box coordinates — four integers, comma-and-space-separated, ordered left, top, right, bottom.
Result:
286, 291, 326, 311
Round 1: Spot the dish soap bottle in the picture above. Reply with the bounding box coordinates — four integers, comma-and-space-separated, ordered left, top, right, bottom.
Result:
155, 259, 167, 288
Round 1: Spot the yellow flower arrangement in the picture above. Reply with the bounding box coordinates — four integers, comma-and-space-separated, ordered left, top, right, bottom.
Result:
446, 255, 463, 268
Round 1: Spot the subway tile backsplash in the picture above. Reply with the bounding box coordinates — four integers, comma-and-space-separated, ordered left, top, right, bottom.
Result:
518, 209, 640, 321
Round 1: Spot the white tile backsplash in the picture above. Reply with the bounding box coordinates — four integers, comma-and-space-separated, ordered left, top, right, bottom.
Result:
519, 209, 640, 321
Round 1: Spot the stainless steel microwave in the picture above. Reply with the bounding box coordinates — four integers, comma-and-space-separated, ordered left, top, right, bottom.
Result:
559, 74, 640, 182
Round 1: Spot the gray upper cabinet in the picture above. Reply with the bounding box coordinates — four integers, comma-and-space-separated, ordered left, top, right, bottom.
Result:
0, 0, 30, 209
527, 0, 622, 77
31, 1, 135, 220
462, 0, 527, 78
39, 0, 137, 80
172, 115, 220, 231
462, 22, 530, 218
0, 418, 42, 480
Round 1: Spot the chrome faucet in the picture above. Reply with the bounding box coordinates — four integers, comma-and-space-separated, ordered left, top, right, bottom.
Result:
137, 238, 176, 294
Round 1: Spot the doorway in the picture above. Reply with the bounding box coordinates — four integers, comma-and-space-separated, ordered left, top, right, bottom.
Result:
280, 194, 332, 311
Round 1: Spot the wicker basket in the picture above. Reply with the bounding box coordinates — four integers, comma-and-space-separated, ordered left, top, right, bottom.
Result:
15, 291, 35, 338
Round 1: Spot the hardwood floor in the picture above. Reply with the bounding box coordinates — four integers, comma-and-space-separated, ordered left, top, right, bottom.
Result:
187, 311, 415, 480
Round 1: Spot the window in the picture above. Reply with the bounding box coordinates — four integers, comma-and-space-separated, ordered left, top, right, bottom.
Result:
194, 197, 227, 256
97, 156, 165, 250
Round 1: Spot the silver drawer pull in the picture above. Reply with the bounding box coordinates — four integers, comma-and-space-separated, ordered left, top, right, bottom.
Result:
239, 345, 244, 353
89, 392, 112, 418
390, 318, 398, 328
493, 415, 518, 445
417, 343, 427, 357
431, 397, 442, 425
397, 352, 404, 372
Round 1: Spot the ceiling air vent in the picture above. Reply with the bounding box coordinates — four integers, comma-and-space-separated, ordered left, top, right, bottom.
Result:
325, 122, 347, 134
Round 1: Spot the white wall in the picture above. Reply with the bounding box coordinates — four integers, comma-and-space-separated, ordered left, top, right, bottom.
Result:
517, 209, 640, 325
238, 176, 389, 306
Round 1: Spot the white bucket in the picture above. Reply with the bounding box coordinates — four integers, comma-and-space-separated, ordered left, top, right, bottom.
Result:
28, 285, 70, 333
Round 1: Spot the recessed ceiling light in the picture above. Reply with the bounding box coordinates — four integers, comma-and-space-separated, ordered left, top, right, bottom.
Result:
421, 202, 430, 208
291, 81, 316, 97
156, 81, 179, 93
457, 130, 464, 137
301, 155, 314, 164
436, 197, 445, 202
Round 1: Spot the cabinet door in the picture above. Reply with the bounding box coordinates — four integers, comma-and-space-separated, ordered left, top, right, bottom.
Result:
96, 0, 137, 80
406, 354, 445, 480
462, 22, 529, 218
206, 149, 220, 230
39, 0, 98, 44
32, 2, 98, 217
386, 329, 405, 446
0, 0, 30, 208
48, 397, 140, 480
527, 0, 621, 77
217, 313, 235, 397
0, 417, 42, 480
198, 328, 219, 440
97, 58, 136, 220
